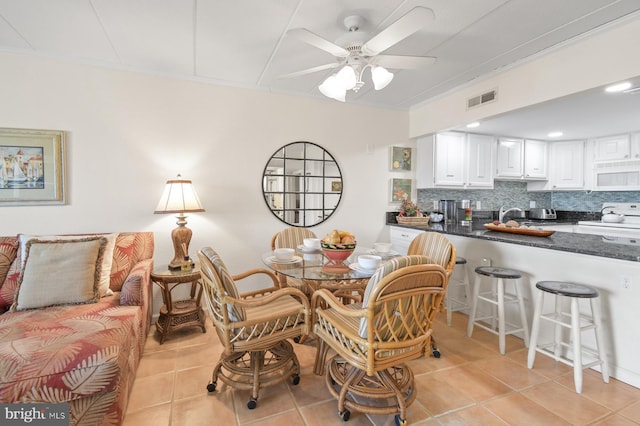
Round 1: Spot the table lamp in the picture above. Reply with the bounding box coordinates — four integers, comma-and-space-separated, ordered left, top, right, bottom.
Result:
154, 174, 205, 270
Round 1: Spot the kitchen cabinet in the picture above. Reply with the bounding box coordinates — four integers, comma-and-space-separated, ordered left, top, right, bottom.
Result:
467, 133, 495, 187
495, 137, 524, 178
528, 140, 584, 191
496, 138, 547, 179
389, 226, 424, 254
524, 139, 548, 179
594, 134, 632, 161
416, 132, 494, 189
434, 132, 465, 186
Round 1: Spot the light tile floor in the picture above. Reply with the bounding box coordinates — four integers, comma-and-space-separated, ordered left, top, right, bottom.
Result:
124, 312, 640, 425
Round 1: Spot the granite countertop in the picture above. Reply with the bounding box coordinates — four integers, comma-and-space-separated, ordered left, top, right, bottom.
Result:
387, 218, 640, 263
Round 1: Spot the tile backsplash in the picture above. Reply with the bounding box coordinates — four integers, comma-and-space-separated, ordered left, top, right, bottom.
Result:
417, 181, 640, 212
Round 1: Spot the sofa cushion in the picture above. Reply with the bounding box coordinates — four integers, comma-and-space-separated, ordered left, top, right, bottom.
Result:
12, 237, 107, 311
120, 275, 142, 306
0, 293, 145, 423
0, 257, 20, 311
19, 233, 118, 298
0, 236, 18, 285
109, 232, 155, 291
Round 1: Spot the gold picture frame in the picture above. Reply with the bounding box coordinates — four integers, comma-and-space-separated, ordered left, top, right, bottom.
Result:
0, 128, 66, 206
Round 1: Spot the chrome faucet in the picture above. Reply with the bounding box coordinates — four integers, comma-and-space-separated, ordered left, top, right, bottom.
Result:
499, 206, 523, 223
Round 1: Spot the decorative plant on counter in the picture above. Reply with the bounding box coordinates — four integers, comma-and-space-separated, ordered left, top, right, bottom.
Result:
396, 197, 429, 225
398, 197, 422, 217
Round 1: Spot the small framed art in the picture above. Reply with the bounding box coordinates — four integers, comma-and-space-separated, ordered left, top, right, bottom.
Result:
390, 178, 412, 202
0, 128, 66, 206
390, 146, 412, 171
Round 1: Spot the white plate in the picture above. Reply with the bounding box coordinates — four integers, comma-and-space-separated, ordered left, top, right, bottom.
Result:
297, 245, 321, 254
367, 249, 399, 256
267, 255, 302, 264
349, 263, 378, 274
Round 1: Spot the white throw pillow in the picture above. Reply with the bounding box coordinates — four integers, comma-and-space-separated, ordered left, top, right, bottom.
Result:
12, 237, 107, 311
19, 233, 118, 297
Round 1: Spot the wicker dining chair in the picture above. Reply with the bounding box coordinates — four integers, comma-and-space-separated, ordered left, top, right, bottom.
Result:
312, 255, 447, 425
407, 232, 456, 357
271, 227, 317, 292
197, 247, 310, 409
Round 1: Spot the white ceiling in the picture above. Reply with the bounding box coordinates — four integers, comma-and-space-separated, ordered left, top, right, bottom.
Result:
1, 0, 639, 138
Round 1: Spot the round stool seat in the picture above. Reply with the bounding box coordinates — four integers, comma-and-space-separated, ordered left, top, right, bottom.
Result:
536, 281, 599, 298
475, 266, 521, 279
455, 256, 467, 265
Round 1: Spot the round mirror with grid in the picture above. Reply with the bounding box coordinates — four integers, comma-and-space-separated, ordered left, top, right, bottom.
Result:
262, 142, 342, 227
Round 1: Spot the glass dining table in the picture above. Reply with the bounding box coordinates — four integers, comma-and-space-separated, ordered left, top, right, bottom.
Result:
262, 247, 400, 300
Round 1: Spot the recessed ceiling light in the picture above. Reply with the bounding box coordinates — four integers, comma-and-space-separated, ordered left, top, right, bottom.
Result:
605, 82, 632, 92
466, 122, 480, 128
548, 131, 563, 138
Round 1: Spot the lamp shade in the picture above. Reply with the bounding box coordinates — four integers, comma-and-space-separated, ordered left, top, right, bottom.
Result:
371, 66, 394, 90
318, 74, 346, 102
336, 65, 357, 90
155, 175, 204, 270
154, 175, 205, 214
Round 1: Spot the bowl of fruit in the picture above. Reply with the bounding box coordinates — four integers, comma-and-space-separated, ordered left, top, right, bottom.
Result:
321, 230, 356, 264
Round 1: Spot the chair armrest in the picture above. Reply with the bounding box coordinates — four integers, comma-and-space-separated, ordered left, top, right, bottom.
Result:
232, 268, 283, 299
311, 288, 364, 316
227, 286, 309, 311
311, 288, 366, 326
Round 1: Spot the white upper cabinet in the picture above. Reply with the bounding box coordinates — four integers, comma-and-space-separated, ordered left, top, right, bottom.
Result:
467, 133, 495, 187
529, 140, 585, 191
434, 132, 466, 186
594, 134, 632, 161
524, 139, 548, 179
417, 132, 494, 189
495, 138, 524, 178
496, 138, 548, 179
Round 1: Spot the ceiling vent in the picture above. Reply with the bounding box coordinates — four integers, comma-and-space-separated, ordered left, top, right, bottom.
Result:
467, 89, 497, 109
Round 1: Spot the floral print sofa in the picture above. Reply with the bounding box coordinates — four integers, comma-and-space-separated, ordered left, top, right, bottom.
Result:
0, 232, 154, 426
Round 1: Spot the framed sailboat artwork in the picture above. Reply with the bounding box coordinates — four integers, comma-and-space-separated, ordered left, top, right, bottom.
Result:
0, 128, 66, 206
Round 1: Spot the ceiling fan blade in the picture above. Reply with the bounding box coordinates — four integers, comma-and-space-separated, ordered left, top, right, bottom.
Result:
372, 54, 437, 69
287, 28, 349, 58
362, 6, 434, 56
278, 63, 340, 79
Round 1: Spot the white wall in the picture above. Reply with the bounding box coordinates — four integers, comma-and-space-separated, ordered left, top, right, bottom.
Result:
0, 52, 410, 311
410, 16, 640, 138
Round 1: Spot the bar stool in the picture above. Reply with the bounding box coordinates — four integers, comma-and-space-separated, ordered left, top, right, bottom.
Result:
527, 281, 609, 393
446, 256, 471, 326
467, 266, 529, 355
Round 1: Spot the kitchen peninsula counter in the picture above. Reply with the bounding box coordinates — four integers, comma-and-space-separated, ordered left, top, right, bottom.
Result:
387, 220, 640, 262
387, 217, 640, 389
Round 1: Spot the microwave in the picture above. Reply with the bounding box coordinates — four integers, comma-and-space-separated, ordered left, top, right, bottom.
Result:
593, 160, 640, 190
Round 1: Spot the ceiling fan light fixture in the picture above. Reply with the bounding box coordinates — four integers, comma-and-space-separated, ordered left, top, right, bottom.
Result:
336, 65, 357, 90
371, 66, 394, 90
319, 74, 346, 102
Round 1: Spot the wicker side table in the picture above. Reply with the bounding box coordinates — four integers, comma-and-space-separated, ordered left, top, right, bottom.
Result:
151, 266, 206, 344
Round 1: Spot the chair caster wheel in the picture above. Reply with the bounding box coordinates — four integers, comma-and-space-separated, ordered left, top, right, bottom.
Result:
432, 349, 441, 358
247, 398, 257, 409
339, 409, 350, 421
394, 415, 407, 426
206, 382, 216, 392
292, 374, 300, 385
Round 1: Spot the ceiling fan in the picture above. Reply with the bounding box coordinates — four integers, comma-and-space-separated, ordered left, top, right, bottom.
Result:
282, 6, 437, 101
